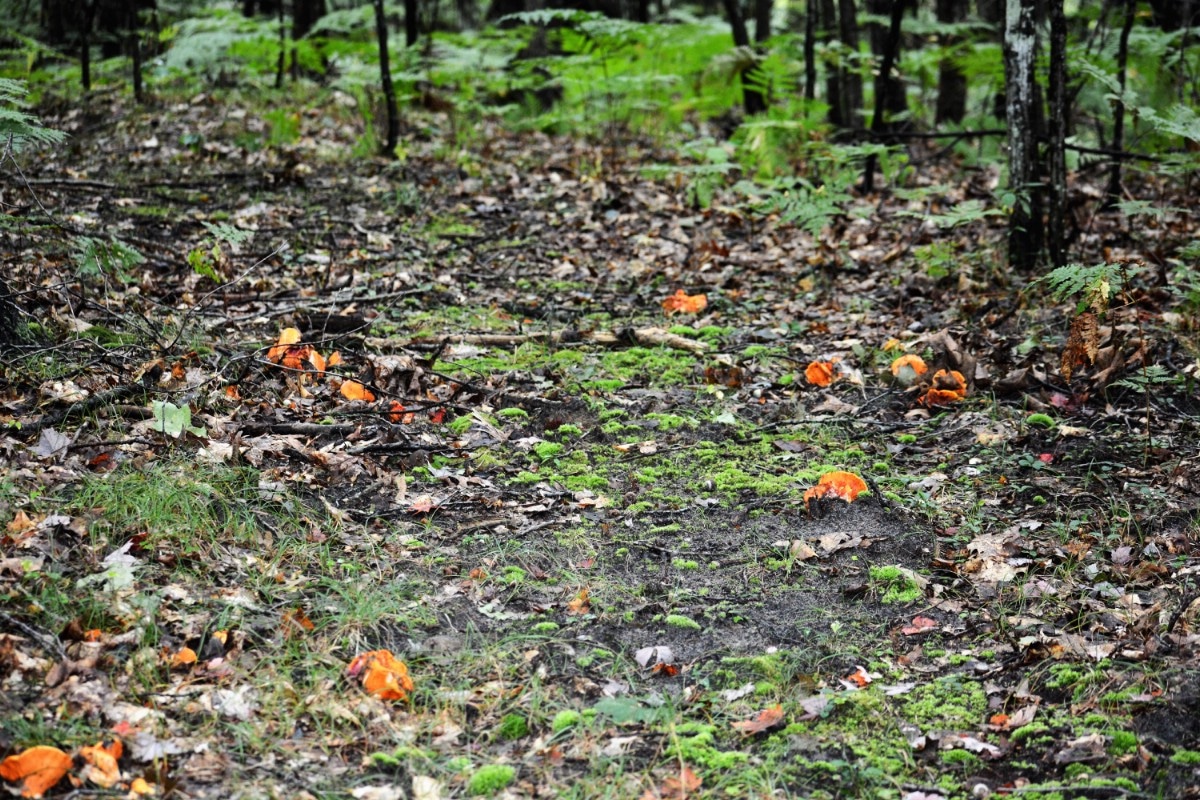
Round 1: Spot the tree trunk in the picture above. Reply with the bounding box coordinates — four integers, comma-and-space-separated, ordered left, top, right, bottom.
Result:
128, 3, 143, 102
753, 0, 771, 42
1046, 0, 1066, 267
934, 0, 967, 123
1104, 0, 1135, 206
80, 0, 97, 90
1003, 0, 1042, 270
866, 0, 907, 124
862, 0, 906, 193
978, 0, 1004, 120
722, 0, 766, 115
803, 0, 817, 101
0, 276, 25, 353
374, 0, 400, 157
836, 0, 862, 130
406, 0, 420, 47
293, 0, 326, 39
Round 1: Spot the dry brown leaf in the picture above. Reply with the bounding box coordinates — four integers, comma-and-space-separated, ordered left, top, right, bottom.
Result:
731, 704, 785, 735
565, 587, 590, 616
0, 745, 73, 798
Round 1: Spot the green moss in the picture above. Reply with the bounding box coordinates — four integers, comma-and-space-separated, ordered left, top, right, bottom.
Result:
531, 622, 560, 633
669, 724, 750, 769
496, 714, 529, 740
552, 710, 582, 732
940, 749, 981, 768
500, 566, 527, 585
1011, 722, 1051, 744
901, 676, 987, 730
869, 565, 922, 604
468, 764, 515, 796
497, 407, 529, 419
1171, 749, 1200, 765
666, 614, 702, 630
448, 415, 474, 435
1108, 730, 1138, 755
555, 423, 583, 437
671, 558, 699, 570
534, 442, 564, 460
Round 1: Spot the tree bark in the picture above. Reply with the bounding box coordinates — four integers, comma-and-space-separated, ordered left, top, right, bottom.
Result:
935, 0, 967, 123
374, 0, 400, 157
293, 0, 326, 39
753, 0, 771, 42
128, 2, 143, 102
1003, 0, 1042, 270
80, 0, 97, 90
1104, 0, 1135, 206
406, 0, 420, 47
722, 0, 766, 115
1046, 0, 1067, 267
803, 0, 817, 101
836, 0, 862, 130
862, 0, 907, 193
866, 0, 907, 124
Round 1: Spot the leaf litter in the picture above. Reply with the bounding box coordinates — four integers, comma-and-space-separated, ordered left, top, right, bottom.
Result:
0, 91, 1198, 799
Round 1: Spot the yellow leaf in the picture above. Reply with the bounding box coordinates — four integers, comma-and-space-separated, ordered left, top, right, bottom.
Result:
340, 380, 376, 402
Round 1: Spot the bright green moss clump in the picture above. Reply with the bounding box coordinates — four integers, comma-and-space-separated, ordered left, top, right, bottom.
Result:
468, 764, 515, 796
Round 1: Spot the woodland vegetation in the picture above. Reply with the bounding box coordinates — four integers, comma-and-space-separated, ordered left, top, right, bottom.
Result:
1, 1, 1199, 798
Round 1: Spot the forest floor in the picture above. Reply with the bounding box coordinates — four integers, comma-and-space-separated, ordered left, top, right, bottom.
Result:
2, 88, 1200, 800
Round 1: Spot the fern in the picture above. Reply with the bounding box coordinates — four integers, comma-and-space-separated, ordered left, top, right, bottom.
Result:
0, 78, 67, 151
1036, 262, 1137, 315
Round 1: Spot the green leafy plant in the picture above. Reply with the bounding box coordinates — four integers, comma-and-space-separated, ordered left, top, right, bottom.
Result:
0, 78, 67, 151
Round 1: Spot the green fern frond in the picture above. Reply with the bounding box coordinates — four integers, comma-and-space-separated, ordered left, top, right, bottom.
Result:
0, 79, 67, 151
1036, 262, 1137, 315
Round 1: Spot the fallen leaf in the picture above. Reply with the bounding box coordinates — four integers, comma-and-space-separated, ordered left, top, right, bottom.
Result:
661, 289, 707, 315
340, 380, 376, 402
641, 764, 701, 800
347, 650, 414, 702
901, 616, 938, 635
0, 745, 73, 798
565, 587, 590, 615
843, 665, 873, 688
281, 608, 315, 639
731, 704, 785, 735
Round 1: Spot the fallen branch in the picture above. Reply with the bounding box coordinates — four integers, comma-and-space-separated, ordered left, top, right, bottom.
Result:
365, 326, 708, 355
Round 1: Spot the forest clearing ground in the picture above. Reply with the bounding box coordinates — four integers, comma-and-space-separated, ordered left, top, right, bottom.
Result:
2, 92, 1200, 799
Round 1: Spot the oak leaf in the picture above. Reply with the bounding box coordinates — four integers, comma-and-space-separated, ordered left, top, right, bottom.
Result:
0, 745, 73, 798
347, 649, 414, 701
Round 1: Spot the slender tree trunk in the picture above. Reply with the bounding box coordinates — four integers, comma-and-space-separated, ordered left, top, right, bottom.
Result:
406, 0, 420, 47
836, 0, 862, 130
862, 0, 906, 193
978, 0, 1005, 119
1104, 0, 1135, 205
935, 0, 967, 123
819, 0, 843, 124
80, 0, 97, 90
754, 0, 771, 42
803, 0, 817, 101
128, 3, 143, 102
275, 0, 285, 88
374, 0, 400, 157
722, 0, 766, 115
1046, 0, 1067, 267
867, 0, 906, 122
1004, 0, 1042, 270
